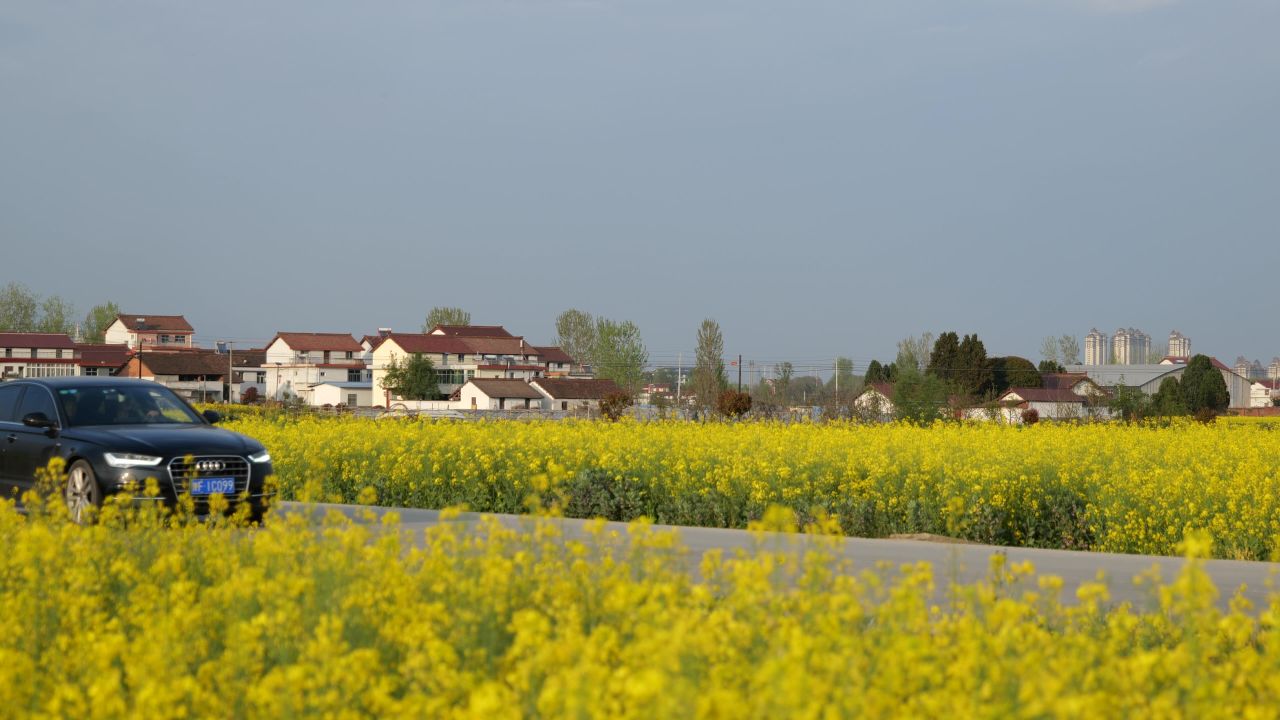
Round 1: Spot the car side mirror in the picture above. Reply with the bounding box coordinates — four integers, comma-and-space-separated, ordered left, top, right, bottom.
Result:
22, 412, 58, 436
202, 409, 222, 425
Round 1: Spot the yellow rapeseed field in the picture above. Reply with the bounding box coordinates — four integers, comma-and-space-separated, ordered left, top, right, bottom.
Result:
226, 414, 1280, 559
2, 492, 1279, 718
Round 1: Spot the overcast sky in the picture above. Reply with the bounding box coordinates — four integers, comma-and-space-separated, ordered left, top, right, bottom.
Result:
2, 0, 1277, 372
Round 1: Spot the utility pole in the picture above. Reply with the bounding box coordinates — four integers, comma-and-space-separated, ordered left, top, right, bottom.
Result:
676, 352, 683, 417
737, 354, 742, 392
227, 341, 234, 403
834, 358, 839, 394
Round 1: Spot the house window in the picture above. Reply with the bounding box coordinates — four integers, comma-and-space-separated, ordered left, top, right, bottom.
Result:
323, 351, 331, 364
160, 335, 171, 344
457, 354, 464, 362
348, 369, 362, 382
55, 349, 63, 359
4, 349, 10, 358
345, 351, 354, 360
466, 370, 475, 380
561, 401, 568, 410
256, 372, 266, 383
347, 393, 357, 407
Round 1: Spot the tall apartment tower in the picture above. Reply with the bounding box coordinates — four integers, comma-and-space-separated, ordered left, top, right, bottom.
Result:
1235, 357, 1252, 379
1168, 330, 1190, 358
1111, 328, 1151, 365
1084, 328, 1110, 365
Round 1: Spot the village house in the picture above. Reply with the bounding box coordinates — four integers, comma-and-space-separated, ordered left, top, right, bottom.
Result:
103, 314, 195, 350
369, 326, 576, 408
457, 378, 545, 410
530, 378, 623, 412
995, 373, 1109, 422
116, 349, 229, 402
76, 343, 132, 377
0, 333, 81, 379
263, 332, 370, 405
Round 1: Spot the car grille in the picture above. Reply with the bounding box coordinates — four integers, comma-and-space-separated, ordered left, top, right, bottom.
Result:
168, 455, 251, 496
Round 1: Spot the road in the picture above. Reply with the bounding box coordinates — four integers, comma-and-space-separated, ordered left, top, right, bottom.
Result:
281, 502, 1280, 612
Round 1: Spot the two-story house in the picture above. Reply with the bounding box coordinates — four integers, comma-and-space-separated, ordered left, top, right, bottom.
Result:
0, 333, 80, 379
117, 349, 229, 402
370, 331, 549, 406
263, 333, 369, 404
103, 314, 195, 350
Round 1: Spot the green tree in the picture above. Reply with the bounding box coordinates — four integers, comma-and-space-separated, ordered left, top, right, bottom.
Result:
1181, 354, 1230, 415
1152, 376, 1188, 417
928, 331, 961, 383
1038, 359, 1066, 374
593, 318, 647, 397
892, 365, 951, 424
0, 283, 39, 331
829, 356, 855, 393
691, 318, 727, 412
422, 307, 470, 332
1058, 334, 1081, 366
989, 356, 1041, 395
1108, 383, 1151, 422
864, 360, 888, 385
554, 309, 596, 370
896, 333, 934, 373
37, 295, 76, 334
81, 302, 121, 343
955, 334, 991, 396
380, 353, 440, 400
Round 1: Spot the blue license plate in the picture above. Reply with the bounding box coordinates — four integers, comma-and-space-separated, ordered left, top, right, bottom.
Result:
190, 477, 236, 496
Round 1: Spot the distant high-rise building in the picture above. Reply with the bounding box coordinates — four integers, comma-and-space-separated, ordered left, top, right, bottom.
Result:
1270, 358, 1280, 382
1234, 356, 1251, 379
1111, 327, 1151, 365
1084, 328, 1110, 365
1168, 330, 1191, 358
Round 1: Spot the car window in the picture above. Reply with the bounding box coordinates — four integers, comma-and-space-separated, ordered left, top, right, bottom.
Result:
0, 384, 22, 423
16, 386, 57, 425
57, 385, 202, 426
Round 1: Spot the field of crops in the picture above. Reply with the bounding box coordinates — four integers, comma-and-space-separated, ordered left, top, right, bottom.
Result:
3, 496, 1278, 718
223, 414, 1280, 560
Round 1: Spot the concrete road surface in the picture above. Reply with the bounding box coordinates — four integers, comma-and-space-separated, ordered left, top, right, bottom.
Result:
281, 502, 1280, 612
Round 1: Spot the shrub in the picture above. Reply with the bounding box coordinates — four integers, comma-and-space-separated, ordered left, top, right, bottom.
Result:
599, 391, 633, 422
716, 390, 753, 418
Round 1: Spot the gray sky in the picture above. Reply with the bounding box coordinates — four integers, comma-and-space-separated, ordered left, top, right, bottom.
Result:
2, 0, 1277, 372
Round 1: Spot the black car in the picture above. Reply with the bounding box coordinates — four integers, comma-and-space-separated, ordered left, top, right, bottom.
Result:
0, 377, 274, 523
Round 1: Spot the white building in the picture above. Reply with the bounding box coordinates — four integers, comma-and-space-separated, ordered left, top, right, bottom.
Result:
0, 333, 80, 379
852, 383, 896, 421
1250, 380, 1278, 408
1111, 328, 1151, 365
1168, 330, 1191, 358
457, 378, 545, 410
103, 315, 195, 350
1084, 329, 1110, 366
370, 328, 560, 408
263, 332, 370, 405
311, 381, 374, 408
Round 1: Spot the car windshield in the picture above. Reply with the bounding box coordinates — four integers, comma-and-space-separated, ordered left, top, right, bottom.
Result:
56, 385, 204, 427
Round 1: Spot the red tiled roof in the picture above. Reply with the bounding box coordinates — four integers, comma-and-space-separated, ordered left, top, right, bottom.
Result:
534, 346, 575, 364
1040, 373, 1091, 390
531, 378, 623, 400
478, 365, 545, 372
115, 314, 193, 333
381, 333, 474, 355
0, 332, 77, 350
465, 379, 544, 399
76, 343, 132, 368
459, 337, 536, 356
861, 382, 895, 399
271, 332, 363, 352
1000, 387, 1086, 404
134, 350, 229, 377
430, 325, 514, 338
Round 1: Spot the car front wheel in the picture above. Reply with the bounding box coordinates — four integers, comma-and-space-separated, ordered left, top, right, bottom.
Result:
65, 460, 102, 525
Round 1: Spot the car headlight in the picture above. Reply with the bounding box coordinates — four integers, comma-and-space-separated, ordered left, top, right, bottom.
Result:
248, 450, 271, 464
104, 452, 164, 469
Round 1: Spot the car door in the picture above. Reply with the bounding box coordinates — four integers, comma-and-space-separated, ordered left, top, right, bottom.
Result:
7, 384, 62, 498
0, 383, 25, 492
